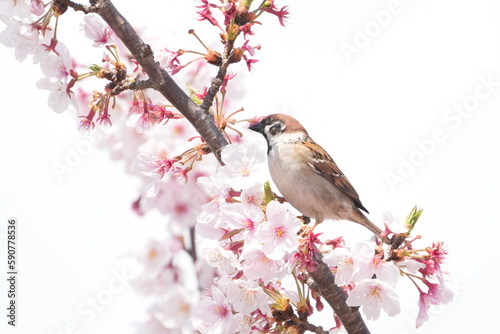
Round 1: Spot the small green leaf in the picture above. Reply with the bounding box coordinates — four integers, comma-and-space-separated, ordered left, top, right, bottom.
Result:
263, 181, 275, 206
186, 83, 203, 105
405, 206, 423, 233
89, 64, 101, 72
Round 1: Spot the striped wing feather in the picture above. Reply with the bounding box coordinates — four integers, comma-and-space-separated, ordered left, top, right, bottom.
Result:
300, 139, 369, 213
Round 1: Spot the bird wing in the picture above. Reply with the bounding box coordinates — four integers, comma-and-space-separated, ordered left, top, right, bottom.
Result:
299, 139, 369, 213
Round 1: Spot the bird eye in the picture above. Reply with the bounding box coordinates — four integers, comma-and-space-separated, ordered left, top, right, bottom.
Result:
268, 122, 284, 135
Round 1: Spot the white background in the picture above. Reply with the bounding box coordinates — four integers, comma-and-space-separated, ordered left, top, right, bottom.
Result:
1, 0, 500, 333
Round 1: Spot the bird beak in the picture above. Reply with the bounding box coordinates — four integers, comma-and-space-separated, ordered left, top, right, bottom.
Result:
249, 121, 265, 134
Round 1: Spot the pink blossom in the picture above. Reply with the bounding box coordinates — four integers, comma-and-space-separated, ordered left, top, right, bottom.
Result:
149, 284, 198, 330
381, 211, 408, 236
0, 17, 41, 62
36, 42, 79, 113
196, 0, 222, 30
96, 113, 112, 128
30, 0, 44, 16
218, 139, 266, 190
220, 71, 237, 94
128, 98, 143, 114
221, 1, 237, 25
243, 55, 258, 71
418, 242, 448, 279
396, 258, 426, 274
158, 181, 206, 233
137, 239, 169, 273
191, 286, 238, 334
261, 1, 290, 26
241, 40, 260, 57
0, 0, 31, 18
353, 243, 400, 286
324, 246, 357, 286
157, 47, 184, 75
201, 243, 242, 275
240, 249, 285, 284
293, 232, 322, 272
136, 111, 154, 133
133, 153, 167, 197
240, 22, 256, 39
82, 14, 115, 47
78, 114, 95, 134
196, 175, 232, 239
227, 280, 271, 316
346, 279, 401, 320
254, 201, 301, 260
135, 153, 176, 179
240, 183, 264, 208
220, 203, 264, 242
416, 281, 454, 328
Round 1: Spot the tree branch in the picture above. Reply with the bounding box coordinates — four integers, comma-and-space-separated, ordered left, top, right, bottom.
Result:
61, 2, 372, 333
307, 253, 371, 334
56, 0, 98, 13
110, 78, 154, 96
86, 0, 229, 162
290, 315, 329, 334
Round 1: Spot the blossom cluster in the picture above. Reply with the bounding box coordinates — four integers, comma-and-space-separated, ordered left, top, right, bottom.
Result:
158, 0, 290, 74
190, 136, 454, 332
192, 133, 307, 333
1, 1, 455, 333
0, 0, 80, 113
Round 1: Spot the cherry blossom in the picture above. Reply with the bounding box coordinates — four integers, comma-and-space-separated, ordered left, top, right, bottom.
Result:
261, 1, 290, 26
220, 202, 264, 242
353, 243, 400, 286
240, 248, 285, 284
30, 0, 44, 16
36, 42, 79, 113
157, 47, 184, 74
136, 239, 170, 273
227, 279, 271, 316
254, 201, 301, 260
218, 137, 267, 190
346, 279, 401, 320
191, 286, 238, 334
240, 182, 264, 208
0, 16, 43, 62
149, 284, 198, 331
0, 1, 457, 332
416, 281, 454, 328
134, 153, 175, 197
81, 14, 115, 47
201, 242, 242, 275
324, 246, 357, 286
0, 0, 31, 18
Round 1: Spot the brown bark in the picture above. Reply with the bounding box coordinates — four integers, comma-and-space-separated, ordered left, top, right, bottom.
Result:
59, 1, 372, 333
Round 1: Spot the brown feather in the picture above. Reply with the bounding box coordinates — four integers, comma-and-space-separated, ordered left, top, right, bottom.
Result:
299, 138, 369, 213
268, 114, 309, 135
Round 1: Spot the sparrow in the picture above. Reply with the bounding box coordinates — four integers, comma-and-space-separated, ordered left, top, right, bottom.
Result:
249, 113, 382, 237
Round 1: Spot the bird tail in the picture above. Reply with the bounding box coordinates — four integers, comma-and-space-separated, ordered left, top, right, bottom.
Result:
353, 210, 383, 237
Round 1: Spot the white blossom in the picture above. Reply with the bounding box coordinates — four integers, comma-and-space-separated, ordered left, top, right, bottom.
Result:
254, 201, 301, 260
346, 279, 401, 320
81, 14, 115, 47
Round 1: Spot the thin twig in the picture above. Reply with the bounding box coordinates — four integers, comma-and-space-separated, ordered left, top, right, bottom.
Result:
290, 315, 329, 334
198, 39, 235, 112
56, 0, 98, 13
68, 0, 229, 162
59, 2, 372, 333
110, 79, 155, 95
